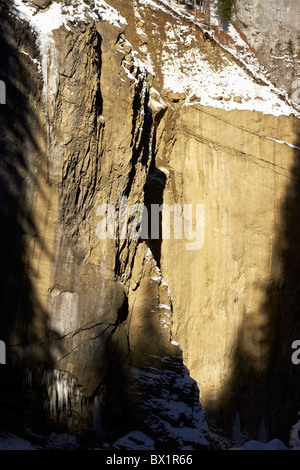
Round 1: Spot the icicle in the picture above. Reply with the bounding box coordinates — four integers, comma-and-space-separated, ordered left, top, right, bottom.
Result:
290, 412, 300, 449
232, 411, 243, 446
258, 418, 268, 443
24, 368, 33, 389
67, 415, 73, 432
41, 38, 59, 152
43, 369, 82, 423
92, 394, 102, 431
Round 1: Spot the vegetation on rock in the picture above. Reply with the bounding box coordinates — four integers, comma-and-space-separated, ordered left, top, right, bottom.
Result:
218, 0, 233, 21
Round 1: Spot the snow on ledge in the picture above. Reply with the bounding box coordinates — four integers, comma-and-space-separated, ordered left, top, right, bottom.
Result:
162, 37, 297, 117
11, 0, 127, 45
94, 0, 127, 27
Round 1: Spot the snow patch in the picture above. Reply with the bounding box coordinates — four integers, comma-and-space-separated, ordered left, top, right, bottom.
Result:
159, 303, 171, 310
232, 438, 289, 450
113, 431, 155, 450
19, 50, 42, 73
266, 137, 300, 150
0, 433, 37, 450
171, 340, 181, 349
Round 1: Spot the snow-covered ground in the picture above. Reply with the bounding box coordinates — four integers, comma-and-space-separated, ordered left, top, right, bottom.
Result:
161, 42, 294, 115
0, 430, 295, 450
0, 432, 37, 450
136, 0, 300, 117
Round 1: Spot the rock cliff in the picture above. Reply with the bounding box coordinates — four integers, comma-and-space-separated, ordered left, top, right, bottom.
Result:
0, 0, 300, 450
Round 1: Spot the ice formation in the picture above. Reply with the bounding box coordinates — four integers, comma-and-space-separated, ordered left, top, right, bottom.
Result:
43, 369, 82, 427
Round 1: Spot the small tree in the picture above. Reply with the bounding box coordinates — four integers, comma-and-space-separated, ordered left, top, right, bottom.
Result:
218, 0, 233, 21
287, 39, 295, 55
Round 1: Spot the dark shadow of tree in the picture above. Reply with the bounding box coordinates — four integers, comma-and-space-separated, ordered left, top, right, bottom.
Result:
0, 1, 60, 435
